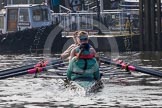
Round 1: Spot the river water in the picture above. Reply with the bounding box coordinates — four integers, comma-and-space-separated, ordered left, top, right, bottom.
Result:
0, 52, 162, 108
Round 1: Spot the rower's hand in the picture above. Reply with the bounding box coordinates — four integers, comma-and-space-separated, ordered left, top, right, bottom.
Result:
79, 43, 90, 50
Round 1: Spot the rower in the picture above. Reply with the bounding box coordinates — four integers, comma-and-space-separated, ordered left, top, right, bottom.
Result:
67, 31, 101, 81
61, 31, 79, 60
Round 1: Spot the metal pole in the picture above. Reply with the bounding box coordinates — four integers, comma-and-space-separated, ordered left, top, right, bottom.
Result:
27, 0, 30, 4
139, 0, 144, 51
157, 0, 161, 51
150, 0, 155, 51
96, 0, 101, 33
100, 0, 103, 13
144, 0, 151, 51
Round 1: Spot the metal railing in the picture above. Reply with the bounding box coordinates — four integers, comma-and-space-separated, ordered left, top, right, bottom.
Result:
59, 5, 72, 13
51, 9, 139, 35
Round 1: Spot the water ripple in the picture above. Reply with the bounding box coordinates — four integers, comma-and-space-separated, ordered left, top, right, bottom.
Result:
0, 53, 162, 107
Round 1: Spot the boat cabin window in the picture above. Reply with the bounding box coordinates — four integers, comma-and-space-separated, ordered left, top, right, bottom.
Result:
19, 9, 29, 22
0, 16, 4, 29
120, 1, 139, 9
32, 8, 49, 22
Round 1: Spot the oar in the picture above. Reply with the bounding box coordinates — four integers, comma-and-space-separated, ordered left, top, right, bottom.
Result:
0, 61, 65, 80
0, 63, 36, 74
0, 59, 63, 76
100, 57, 162, 77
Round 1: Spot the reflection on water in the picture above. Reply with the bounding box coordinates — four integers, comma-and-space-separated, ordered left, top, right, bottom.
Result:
0, 52, 162, 107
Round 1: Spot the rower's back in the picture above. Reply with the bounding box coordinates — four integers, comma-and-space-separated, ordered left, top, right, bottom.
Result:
67, 31, 100, 81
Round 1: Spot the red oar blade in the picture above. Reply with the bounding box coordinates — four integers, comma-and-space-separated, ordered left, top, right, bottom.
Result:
0, 59, 63, 80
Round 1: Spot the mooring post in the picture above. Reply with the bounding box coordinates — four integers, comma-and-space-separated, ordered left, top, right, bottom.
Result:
139, 0, 161, 51
157, 0, 162, 51
139, 0, 144, 51
144, 0, 151, 51
150, 0, 156, 51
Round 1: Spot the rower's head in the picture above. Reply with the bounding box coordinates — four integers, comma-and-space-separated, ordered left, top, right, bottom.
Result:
77, 31, 89, 44
73, 31, 79, 44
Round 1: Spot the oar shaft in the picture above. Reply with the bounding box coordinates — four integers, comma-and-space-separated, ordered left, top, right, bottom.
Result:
0, 67, 46, 79
0, 64, 35, 76
0, 71, 28, 79
0, 61, 65, 79
0, 59, 64, 79
134, 66, 162, 77
100, 57, 162, 77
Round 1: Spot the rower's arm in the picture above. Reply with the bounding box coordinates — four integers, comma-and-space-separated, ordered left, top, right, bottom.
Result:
90, 47, 100, 64
90, 48, 96, 56
61, 44, 76, 60
90, 48, 101, 80
69, 48, 76, 61
67, 58, 74, 80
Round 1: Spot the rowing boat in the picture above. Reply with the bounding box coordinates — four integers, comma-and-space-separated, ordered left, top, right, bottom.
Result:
64, 78, 103, 94
48, 69, 104, 93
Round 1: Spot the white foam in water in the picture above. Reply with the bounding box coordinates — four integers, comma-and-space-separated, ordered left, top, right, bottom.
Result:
24, 105, 47, 108
1, 76, 162, 107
